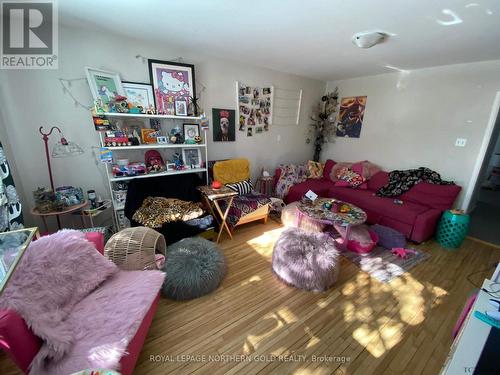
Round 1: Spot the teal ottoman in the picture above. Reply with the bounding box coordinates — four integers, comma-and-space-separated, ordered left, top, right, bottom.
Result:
436, 210, 470, 249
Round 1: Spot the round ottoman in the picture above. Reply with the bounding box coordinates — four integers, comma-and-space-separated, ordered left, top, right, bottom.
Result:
272, 228, 340, 292
162, 237, 226, 300
281, 202, 325, 232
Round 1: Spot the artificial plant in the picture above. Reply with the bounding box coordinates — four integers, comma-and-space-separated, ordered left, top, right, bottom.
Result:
308, 87, 339, 162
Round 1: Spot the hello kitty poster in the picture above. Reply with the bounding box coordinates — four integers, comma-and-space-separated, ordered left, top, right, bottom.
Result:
148, 60, 196, 115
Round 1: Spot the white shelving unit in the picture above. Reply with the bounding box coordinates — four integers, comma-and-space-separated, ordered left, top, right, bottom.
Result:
97, 113, 208, 230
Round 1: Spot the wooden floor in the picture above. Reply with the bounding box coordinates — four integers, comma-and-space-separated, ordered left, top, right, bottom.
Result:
1, 221, 499, 375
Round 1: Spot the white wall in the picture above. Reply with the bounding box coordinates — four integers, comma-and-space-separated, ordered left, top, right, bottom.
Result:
324, 60, 500, 208
0, 25, 324, 227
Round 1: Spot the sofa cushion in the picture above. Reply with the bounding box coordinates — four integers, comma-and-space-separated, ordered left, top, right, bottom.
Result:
307, 160, 324, 179
400, 182, 461, 210
284, 178, 333, 204
328, 187, 429, 225
322, 159, 336, 181
367, 171, 389, 191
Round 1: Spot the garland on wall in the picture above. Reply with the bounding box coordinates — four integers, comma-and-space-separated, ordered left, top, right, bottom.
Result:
308, 87, 339, 162
59, 55, 208, 113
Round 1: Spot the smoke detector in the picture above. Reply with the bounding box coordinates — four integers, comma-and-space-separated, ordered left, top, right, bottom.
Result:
352, 31, 388, 48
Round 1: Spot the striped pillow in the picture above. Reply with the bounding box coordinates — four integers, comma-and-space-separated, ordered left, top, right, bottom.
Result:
226, 179, 253, 195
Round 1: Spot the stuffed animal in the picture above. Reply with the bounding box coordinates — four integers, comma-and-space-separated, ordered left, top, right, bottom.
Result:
391, 248, 417, 259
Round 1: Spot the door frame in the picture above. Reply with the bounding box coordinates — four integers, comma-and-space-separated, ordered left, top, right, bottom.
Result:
462, 91, 500, 212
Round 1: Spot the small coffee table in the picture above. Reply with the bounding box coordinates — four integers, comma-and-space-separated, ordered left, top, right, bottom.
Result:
296, 198, 367, 251
197, 185, 238, 243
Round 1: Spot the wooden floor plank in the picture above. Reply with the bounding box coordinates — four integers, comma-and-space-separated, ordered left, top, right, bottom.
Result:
1, 221, 498, 375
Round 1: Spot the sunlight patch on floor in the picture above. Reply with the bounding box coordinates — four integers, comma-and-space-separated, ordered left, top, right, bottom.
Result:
344, 271, 449, 357
246, 227, 284, 257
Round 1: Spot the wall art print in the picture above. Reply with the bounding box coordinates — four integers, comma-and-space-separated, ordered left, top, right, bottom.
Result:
212, 108, 236, 142
236, 81, 273, 136
0, 143, 23, 232
148, 60, 196, 115
336, 96, 367, 138
85, 67, 125, 105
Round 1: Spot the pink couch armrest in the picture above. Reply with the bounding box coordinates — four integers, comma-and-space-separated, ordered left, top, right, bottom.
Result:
410, 208, 442, 243
0, 309, 42, 374
84, 232, 104, 254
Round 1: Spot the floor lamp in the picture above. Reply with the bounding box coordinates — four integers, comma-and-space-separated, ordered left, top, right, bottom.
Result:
39, 126, 84, 227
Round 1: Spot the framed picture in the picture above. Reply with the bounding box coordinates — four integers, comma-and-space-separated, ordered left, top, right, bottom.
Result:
148, 59, 196, 115
156, 136, 168, 144
85, 67, 125, 105
175, 100, 187, 116
182, 148, 202, 168
141, 129, 159, 144
183, 123, 200, 142
212, 108, 236, 142
166, 163, 176, 171
122, 81, 154, 111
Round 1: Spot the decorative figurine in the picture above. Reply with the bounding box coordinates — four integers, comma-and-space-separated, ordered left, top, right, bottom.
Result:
194, 135, 202, 144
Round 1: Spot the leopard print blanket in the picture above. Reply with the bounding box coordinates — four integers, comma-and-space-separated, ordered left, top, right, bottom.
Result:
132, 197, 204, 228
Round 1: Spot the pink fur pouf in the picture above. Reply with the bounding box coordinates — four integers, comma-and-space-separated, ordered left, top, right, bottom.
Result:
272, 228, 340, 292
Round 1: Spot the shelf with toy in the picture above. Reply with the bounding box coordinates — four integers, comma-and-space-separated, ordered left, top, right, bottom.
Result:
104, 143, 206, 150
109, 167, 208, 182
101, 112, 202, 120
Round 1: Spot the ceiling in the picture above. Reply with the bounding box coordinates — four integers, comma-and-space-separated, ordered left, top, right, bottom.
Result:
59, 0, 500, 81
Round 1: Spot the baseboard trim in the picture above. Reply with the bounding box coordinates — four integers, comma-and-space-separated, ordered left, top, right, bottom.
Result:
467, 235, 500, 249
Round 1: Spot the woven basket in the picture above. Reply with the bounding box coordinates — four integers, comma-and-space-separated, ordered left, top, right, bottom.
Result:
104, 227, 166, 270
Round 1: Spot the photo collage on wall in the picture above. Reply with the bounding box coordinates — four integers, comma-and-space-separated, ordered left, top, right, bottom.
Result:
236, 82, 273, 137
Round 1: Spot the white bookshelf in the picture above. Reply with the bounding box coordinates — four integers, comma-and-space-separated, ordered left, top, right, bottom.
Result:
106, 143, 206, 151
102, 112, 202, 121
109, 167, 208, 182
97, 112, 208, 230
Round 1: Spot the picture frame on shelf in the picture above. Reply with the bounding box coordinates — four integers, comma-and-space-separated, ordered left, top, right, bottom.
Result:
175, 100, 188, 116
141, 129, 159, 144
166, 163, 176, 171
156, 136, 168, 144
148, 59, 196, 115
122, 81, 155, 111
183, 123, 200, 142
182, 148, 202, 169
85, 67, 125, 105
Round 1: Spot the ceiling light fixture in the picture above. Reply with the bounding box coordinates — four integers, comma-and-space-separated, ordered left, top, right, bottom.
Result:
352, 31, 389, 48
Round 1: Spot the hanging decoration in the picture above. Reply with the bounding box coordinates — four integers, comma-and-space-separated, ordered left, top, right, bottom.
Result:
58, 77, 93, 110
308, 87, 339, 162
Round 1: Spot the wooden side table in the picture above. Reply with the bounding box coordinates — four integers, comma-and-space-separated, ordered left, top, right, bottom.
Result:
31, 201, 87, 232
255, 176, 274, 197
197, 186, 238, 243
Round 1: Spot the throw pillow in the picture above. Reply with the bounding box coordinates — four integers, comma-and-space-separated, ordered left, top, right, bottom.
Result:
323, 159, 336, 181
307, 160, 324, 179
336, 167, 366, 188
226, 179, 253, 195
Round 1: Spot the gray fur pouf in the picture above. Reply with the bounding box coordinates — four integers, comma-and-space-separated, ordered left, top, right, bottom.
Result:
162, 237, 227, 300
272, 228, 340, 292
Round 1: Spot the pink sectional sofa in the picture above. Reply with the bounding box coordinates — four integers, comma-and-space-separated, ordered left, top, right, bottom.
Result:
275, 162, 461, 243
0, 232, 161, 375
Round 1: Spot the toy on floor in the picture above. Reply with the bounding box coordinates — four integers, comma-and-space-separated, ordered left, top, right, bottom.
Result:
391, 247, 417, 259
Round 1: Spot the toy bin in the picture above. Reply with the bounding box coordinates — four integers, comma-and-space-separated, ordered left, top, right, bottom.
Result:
436, 210, 470, 249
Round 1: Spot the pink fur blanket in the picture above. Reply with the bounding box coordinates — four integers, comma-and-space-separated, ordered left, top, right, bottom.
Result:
0, 230, 165, 374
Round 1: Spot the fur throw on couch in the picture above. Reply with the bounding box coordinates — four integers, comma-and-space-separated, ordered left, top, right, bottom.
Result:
0, 230, 118, 370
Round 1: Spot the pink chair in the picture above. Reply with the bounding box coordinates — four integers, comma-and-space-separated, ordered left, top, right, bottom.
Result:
0, 232, 160, 375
